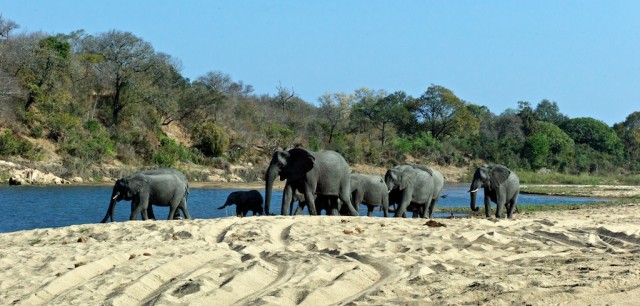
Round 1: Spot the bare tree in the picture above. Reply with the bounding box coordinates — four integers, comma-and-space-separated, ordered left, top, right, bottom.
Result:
318, 92, 353, 143
83, 30, 156, 126
275, 82, 295, 112
0, 15, 19, 40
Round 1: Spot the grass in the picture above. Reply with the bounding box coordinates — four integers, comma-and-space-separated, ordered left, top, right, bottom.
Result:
435, 198, 637, 216
516, 171, 640, 185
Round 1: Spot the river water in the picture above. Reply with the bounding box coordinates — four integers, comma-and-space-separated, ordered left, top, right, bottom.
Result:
0, 184, 602, 233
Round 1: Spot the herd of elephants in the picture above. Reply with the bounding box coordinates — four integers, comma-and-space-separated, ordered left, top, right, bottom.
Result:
100, 147, 520, 223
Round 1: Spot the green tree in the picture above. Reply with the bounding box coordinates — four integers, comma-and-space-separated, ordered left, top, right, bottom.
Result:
83, 30, 156, 126
350, 88, 398, 145
413, 85, 478, 140
534, 99, 567, 125
14, 35, 71, 110
614, 111, 640, 170
523, 121, 574, 170
561, 117, 623, 156
517, 101, 537, 136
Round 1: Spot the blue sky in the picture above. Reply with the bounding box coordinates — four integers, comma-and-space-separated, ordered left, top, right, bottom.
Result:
2, 1, 639, 125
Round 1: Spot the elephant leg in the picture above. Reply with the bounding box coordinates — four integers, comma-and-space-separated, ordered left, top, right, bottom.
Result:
339, 186, 359, 216
289, 199, 296, 216
130, 199, 145, 220
177, 198, 191, 219
507, 194, 518, 219
427, 196, 440, 219
394, 200, 410, 218
367, 205, 374, 217
294, 202, 304, 215
495, 192, 506, 219
427, 201, 436, 219
281, 184, 294, 216
167, 204, 180, 221
304, 188, 318, 215
484, 195, 492, 218
382, 199, 389, 218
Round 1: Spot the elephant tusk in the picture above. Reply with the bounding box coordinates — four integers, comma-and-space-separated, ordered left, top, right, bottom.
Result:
469, 188, 479, 193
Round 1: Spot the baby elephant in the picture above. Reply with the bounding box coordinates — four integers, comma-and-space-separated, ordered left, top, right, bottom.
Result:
218, 190, 264, 217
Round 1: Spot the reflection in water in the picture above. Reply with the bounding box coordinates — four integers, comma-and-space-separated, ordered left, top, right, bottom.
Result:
0, 184, 603, 233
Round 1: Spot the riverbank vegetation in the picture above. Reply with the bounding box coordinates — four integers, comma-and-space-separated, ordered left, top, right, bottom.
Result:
1, 16, 639, 183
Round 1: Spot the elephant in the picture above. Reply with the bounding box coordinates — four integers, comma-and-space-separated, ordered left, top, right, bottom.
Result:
469, 164, 519, 219
218, 190, 264, 217
384, 164, 444, 218
291, 194, 335, 216
349, 173, 389, 217
100, 171, 191, 222
100, 168, 189, 222
264, 147, 358, 216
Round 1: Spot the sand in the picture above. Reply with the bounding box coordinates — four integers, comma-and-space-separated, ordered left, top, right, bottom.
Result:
1, 204, 640, 305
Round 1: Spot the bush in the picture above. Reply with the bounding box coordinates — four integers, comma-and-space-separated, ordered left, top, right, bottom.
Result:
192, 122, 230, 157
58, 120, 115, 163
0, 130, 39, 158
151, 136, 192, 167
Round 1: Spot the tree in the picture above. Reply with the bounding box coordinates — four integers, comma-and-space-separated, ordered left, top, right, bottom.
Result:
523, 121, 574, 170
0, 33, 72, 111
534, 99, 568, 125
517, 101, 537, 136
83, 30, 156, 126
561, 117, 623, 156
412, 85, 478, 140
274, 82, 296, 112
350, 88, 398, 145
0, 15, 19, 39
318, 92, 353, 144
614, 111, 640, 170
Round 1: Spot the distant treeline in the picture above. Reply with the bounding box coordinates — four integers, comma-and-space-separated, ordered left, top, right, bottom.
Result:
1, 16, 639, 178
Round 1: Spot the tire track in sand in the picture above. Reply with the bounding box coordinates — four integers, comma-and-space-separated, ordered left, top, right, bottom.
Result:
232, 222, 296, 305
334, 252, 399, 305
108, 251, 219, 306
18, 253, 130, 305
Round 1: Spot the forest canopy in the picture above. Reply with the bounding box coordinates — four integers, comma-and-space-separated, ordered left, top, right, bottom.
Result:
1, 16, 639, 178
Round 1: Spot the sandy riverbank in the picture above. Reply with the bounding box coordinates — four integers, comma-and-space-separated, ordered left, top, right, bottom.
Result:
1, 203, 639, 305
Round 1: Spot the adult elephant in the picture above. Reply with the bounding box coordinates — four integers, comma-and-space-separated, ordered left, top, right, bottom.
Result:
100, 168, 188, 222
384, 164, 443, 218
350, 173, 389, 217
469, 164, 519, 219
100, 172, 190, 222
218, 190, 264, 217
264, 148, 358, 216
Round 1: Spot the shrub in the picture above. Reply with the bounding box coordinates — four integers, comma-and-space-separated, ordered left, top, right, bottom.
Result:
192, 122, 230, 157
0, 130, 39, 158
151, 136, 192, 167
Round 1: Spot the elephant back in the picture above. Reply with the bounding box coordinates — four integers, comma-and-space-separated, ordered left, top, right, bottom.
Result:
313, 150, 350, 196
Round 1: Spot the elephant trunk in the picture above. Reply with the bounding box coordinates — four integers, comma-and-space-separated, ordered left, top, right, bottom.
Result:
469, 180, 481, 212
100, 192, 120, 223
218, 197, 233, 210
264, 164, 279, 215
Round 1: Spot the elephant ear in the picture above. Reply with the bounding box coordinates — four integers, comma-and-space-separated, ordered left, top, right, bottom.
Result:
126, 175, 148, 196
394, 168, 414, 190
284, 148, 315, 181
490, 165, 511, 189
